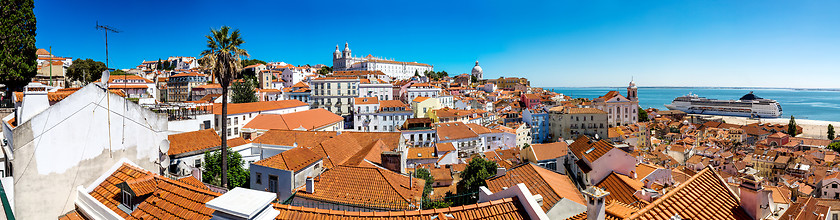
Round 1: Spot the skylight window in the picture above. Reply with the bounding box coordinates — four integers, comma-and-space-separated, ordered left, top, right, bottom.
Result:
585, 147, 595, 154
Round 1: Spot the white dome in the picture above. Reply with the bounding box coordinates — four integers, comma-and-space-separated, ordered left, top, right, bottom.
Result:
629, 80, 636, 88
471, 61, 482, 75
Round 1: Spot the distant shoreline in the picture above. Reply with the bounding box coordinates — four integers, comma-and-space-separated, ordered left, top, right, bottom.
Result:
697, 114, 840, 140
544, 86, 840, 92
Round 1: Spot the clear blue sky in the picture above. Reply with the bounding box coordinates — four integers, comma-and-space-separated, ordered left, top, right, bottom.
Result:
34, 0, 840, 88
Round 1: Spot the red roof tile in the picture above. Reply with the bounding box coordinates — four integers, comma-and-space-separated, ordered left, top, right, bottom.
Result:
242, 109, 343, 131
253, 147, 322, 172
486, 163, 585, 211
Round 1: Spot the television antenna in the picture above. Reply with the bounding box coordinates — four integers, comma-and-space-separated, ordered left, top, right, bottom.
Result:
95, 21, 121, 69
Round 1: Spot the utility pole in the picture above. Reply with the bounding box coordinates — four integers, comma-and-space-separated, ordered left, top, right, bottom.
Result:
49, 46, 52, 86
95, 21, 121, 70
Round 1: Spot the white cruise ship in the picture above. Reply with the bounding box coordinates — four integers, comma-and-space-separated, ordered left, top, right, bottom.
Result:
665, 92, 782, 118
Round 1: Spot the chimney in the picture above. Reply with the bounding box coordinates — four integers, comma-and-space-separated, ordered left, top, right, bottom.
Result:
409, 172, 414, 189
306, 176, 315, 194
738, 175, 772, 220
582, 186, 610, 220
19, 82, 50, 123
496, 167, 507, 177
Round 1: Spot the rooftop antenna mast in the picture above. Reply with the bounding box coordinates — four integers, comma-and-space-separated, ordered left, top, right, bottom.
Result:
95, 22, 123, 155
95, 21, 121, 70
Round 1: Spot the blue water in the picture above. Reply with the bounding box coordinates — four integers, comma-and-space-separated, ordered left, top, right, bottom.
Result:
544, 87, 840, 122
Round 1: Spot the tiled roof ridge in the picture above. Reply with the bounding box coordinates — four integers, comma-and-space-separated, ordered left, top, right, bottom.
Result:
315, 142, 336, 168
272, 197, 521, 218
627, 165, 738, 219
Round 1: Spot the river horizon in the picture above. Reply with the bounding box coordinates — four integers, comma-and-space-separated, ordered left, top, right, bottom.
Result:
544, 87, 840, 122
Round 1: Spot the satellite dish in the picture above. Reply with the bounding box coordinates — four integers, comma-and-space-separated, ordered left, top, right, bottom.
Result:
101, 70, 110, 86
159, 139, 170, 154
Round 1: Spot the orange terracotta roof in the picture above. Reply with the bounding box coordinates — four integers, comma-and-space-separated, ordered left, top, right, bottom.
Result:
14, 89, 126, 103
569, 139, 615, 162
87, 163, 220, 219
530, 142, 569, 161
566, 200, 639, 220
176, 176, 211, 191
379, 100, 408, 110
635, 163, 661, 180
311, 76, 357, 80
779, 196, 830, 220
36, 48, 50, 55
171, 72, 207, 78
486, 163, 585, 211
354, 96, 379, 105
595, 172, 645, 205
252, 130, 401, 169
567, 107, 607, 114
199, 94, 222, 102
294, 165, 424, 210
242, 109, 343, 131
628, 166, 751, 220
435, 122, 479, 141
253, 147, 322, 172
407, 147, 436, 159
412, 96, 431, 102
213, 100, 308, 115
272, 196, 528, 219
58, 210, 86, 220
167, 129, 221, 155
436, 142, 456, 152
108, 84, 150, 89
291, 81, 309, 88
600, 91, 625, 101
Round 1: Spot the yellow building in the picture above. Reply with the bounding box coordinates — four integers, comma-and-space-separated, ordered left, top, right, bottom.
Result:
411, 96, 441, 118
495, 77, 530, 90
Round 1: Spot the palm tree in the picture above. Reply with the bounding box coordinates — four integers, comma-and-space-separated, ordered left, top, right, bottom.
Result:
199, 26, 249, 188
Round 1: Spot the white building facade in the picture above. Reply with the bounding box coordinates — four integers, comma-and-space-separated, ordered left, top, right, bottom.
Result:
332, 43, 433, 80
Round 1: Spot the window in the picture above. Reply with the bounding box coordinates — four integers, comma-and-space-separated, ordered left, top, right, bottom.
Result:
121, 190, 133, 210
833, 184, 837, 188
234, 117, 238, 125
256, 173, 262, 184
194, 159, 201, 168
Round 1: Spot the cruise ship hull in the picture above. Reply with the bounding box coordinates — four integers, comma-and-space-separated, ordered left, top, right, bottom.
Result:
665, 92, 783, 118
664, 104, 780, 118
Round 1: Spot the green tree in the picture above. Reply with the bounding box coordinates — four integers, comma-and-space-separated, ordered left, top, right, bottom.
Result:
638, 107, 649, 122
202, 149, 249, 189
199, 26, 249, 188
787, 116, 797, 136
829, 124, 835, 140
156, 59, 162, 70
414, 168, 434, 197
66, 58, 107, 84
317, 66, 332, 75
111, 69, 128, 75
240, 59, 266, 67
0, 0, 37, 92
457, 157, 497, 199
232, 75, 257, 103
829, 142, 840, 153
